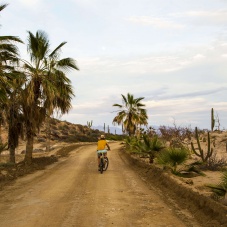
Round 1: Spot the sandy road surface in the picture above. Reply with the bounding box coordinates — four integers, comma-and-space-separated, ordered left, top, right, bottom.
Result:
0, 142, 201, 227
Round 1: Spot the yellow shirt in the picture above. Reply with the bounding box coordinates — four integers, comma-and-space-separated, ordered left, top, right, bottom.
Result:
97, 139, 107, 150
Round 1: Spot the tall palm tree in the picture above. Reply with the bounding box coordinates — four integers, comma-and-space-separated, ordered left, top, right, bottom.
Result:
113, 93, 148, 136
21, 30, 78, 164
0, 4, 23, 102
7, 75, 25, 163
0, 3, 23, 162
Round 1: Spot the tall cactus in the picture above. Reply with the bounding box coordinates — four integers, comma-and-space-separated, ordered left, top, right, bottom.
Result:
104, 123, 105, 132
108, 125, 110, 134
211, 108, 215, 131
87, 120, 93, 129
191, 127, 213, 162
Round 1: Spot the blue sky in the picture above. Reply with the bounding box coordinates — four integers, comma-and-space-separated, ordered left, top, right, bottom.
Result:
1, 0, 227, 130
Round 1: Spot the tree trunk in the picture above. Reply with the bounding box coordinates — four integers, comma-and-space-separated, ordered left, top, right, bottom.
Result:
45, 116, 50, 152
24, 131, 33, 165
9, 145, 15, 163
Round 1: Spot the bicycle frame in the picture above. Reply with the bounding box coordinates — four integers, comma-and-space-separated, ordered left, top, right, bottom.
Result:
98, 151, 109, 174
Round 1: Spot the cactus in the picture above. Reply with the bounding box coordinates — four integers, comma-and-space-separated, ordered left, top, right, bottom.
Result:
87, 120, 93, 129
211, 108, 215, 131
104, 123, 105, 132
191, 127, 213, 162
108, 125, 110, 134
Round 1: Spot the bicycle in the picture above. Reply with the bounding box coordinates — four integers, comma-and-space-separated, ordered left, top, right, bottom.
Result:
98, 150, 109, 174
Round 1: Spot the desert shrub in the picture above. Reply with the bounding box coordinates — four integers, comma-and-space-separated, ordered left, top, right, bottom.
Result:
63, 136, 79, 143
62, 124, 70, 130
69, 128, 76, 134
158, 123, 193, 148
197, 152, 227, 171
51, 125, 58, 130
124, 136, 140, 152
106, 134, 127, 141
58, 125, 64, 130
0, 162, 15, 168
206, 171, 227, 199
156, 147, 189, 174
130, 135, 165, 163
49, 118, 57, 124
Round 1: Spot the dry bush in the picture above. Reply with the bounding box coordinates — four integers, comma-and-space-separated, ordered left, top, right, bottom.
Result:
158, 123, 193, 148
205, 152, 227, 171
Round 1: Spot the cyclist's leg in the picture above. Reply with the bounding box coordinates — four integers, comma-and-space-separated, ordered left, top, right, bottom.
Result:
97, 153, 101, 170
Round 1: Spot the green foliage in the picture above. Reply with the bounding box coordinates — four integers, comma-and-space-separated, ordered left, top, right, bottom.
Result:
124, 136, 139, 151
106, 134, 126, 141
156, 147, 189, 174
206, 171, 227, 198
128, 135, 165, 163
191, 127, 213, 162
0, 162, 15, 168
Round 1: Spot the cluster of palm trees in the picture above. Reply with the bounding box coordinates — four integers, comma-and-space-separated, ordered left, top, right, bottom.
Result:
112, 93, 148, 136
0, 4, 79, 164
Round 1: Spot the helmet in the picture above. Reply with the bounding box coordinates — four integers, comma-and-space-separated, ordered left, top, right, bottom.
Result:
100, 135, 105, 139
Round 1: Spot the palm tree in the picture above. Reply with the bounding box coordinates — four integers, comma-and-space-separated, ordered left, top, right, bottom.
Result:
113, 93, 148, 136
0, 4, 23, 102
7, 75, 26, 163
0, 3, 23, 162
21, 30, 78, 164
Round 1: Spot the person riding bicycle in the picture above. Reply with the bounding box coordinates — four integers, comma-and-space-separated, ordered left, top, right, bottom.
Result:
97, 135, 110, 170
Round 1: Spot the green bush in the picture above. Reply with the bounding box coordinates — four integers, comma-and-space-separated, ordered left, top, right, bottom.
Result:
132, 135, 165, 163
206, 171, 227, 198
156, 147, 189, 174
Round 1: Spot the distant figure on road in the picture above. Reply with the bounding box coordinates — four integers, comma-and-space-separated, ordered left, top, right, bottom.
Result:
96, 135, 110, 170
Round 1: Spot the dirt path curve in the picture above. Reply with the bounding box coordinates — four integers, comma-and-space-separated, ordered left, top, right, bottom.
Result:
0, 142, 201, 227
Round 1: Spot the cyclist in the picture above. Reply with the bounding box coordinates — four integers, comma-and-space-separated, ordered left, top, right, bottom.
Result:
97, 135, 110, 170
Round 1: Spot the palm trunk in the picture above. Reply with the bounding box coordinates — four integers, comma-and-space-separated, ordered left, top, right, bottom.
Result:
8, 105, 17, 163
9, 145, 15, 163
24, 126, 33, 165
45, 115, 50, 152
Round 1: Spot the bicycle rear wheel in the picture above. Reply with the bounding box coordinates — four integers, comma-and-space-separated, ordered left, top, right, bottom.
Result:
100, 158, 104, 174
103, 157, 109, 171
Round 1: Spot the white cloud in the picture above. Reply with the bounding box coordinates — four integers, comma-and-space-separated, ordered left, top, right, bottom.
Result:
18, 0, 43, 8
172, 10, 227, 26
126, 16, 184, 29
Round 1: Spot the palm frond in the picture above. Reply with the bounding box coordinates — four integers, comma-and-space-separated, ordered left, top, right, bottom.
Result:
56, 58, 79, 71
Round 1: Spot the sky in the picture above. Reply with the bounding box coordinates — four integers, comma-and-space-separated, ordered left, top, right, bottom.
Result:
1, 0, 227, 131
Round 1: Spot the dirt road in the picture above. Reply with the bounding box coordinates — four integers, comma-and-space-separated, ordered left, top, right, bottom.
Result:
0, 142, 201, 227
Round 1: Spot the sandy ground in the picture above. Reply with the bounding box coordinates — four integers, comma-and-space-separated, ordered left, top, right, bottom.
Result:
0, 142, 202, 227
